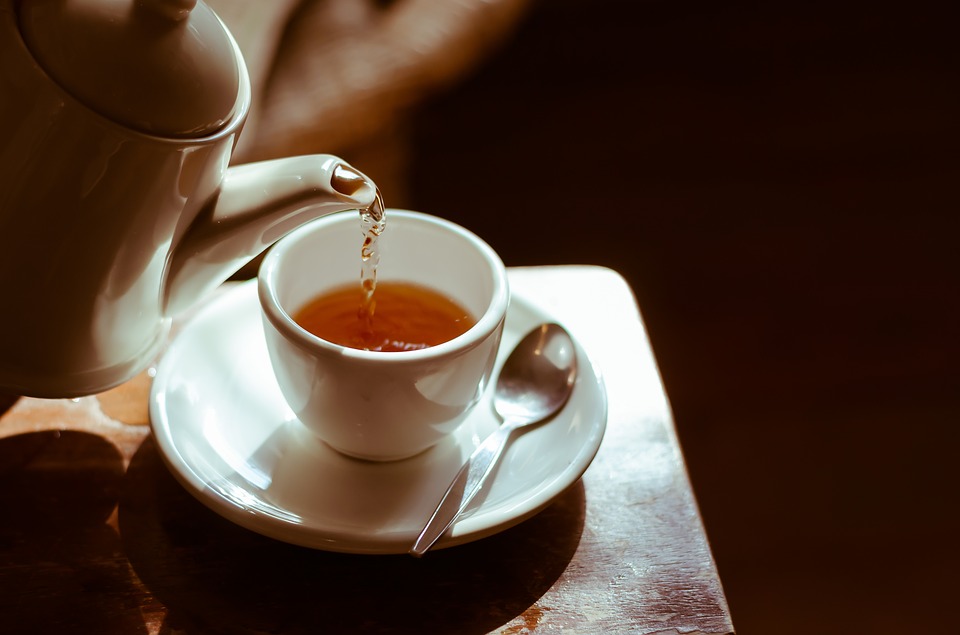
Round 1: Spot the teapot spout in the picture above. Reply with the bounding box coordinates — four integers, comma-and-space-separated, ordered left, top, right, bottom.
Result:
163, 154, 377, 316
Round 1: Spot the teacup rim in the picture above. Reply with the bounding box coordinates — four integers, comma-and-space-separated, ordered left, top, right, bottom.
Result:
258, 209, 509, 363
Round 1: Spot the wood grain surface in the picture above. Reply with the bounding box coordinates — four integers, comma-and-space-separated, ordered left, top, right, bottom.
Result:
0, 268, 733, 634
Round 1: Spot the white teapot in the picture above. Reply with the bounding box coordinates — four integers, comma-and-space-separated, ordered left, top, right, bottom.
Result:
0, 0, 378, 397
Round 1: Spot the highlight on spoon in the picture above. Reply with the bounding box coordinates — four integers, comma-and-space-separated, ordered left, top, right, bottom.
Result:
493, 323, 577, 422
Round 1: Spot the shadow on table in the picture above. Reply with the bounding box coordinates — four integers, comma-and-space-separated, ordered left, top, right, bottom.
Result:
119, 436, 585, 635
0, 430, 148, 635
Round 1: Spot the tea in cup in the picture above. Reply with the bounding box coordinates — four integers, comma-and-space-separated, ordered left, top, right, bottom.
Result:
258, 210, 509, 461
294, 281, 476, 352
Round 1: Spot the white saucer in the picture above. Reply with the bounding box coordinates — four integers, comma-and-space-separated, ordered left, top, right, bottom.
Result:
149, 280, 607, 554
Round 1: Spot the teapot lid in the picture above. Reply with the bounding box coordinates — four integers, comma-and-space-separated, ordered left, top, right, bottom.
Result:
18, 0, 241, 138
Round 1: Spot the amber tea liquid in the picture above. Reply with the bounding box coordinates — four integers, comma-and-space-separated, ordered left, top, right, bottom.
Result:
294, 281, 475, 352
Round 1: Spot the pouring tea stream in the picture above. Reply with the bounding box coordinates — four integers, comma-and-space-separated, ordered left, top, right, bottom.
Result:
0, 0, 378, 397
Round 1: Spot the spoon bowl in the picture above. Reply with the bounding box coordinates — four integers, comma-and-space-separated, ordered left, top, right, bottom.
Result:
493, 323, 578, 424
410, 323, 577, 556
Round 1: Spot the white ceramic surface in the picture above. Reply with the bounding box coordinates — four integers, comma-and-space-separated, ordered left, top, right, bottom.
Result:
150, 280, 607, 554
0, 0, 376, 398
19, 0, 240, 137
259, 211, 509, 461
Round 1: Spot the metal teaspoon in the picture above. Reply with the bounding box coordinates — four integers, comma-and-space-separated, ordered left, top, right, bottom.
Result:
410, 323, 578, 556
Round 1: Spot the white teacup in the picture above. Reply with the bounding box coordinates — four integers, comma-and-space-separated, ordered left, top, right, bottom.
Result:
258, 210, 509, 461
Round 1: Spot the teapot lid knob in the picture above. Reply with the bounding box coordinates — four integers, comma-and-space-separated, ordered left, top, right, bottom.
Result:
18, 0, 242, 138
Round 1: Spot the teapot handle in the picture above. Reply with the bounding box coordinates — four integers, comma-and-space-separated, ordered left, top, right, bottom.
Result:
162, 154, 376, 316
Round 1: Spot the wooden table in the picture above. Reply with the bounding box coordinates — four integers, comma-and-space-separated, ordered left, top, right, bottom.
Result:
0, 266, 733, 634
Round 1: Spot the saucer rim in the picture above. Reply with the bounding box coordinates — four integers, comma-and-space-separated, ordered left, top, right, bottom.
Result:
149, 279, 607, 553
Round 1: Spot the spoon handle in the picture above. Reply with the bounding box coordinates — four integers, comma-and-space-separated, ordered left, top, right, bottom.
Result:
409, 423, 515, 556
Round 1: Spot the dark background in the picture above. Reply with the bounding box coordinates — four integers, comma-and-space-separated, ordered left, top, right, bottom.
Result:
405, 0, 960, 632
